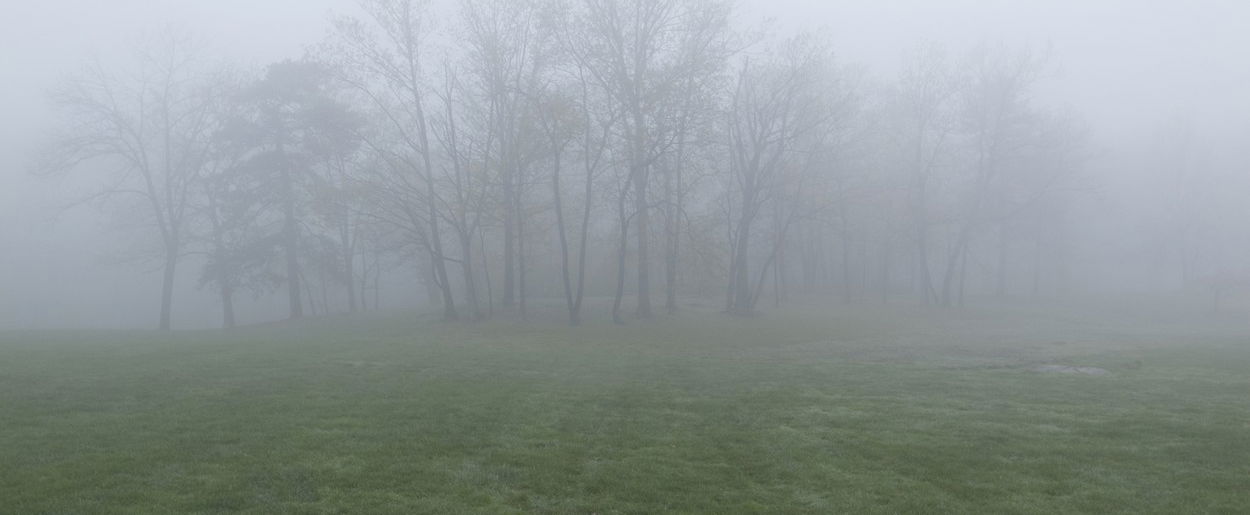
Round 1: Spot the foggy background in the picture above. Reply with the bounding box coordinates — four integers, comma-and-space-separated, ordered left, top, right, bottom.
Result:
2, 0, 1248, 330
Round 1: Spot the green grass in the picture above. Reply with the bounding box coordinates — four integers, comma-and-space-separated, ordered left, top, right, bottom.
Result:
2, 299, 1248, 514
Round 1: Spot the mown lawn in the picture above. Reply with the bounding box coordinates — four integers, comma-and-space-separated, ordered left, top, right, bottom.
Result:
1, 300, 1248, 513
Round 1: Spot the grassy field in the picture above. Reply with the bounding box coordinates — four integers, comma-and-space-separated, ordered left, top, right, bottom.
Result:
1, 298, 1248, 514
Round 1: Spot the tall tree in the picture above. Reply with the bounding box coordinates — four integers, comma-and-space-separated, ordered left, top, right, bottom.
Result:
939, 46, 1045, 306
891, 45, 961, 305
329, 0, 460, 320
39, 32, 219, 330
228, 60, 359, 320
724, 36, 841, 315
573, 0, 733, 319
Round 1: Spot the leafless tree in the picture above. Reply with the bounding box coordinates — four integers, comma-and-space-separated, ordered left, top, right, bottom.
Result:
723, 36, 841, 315
573, 0, 733, 319
39, 31, 220, 330
329, 0, 459, 320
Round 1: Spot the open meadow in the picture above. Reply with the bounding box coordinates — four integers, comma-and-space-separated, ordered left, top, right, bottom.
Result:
2, 297, 1247, 514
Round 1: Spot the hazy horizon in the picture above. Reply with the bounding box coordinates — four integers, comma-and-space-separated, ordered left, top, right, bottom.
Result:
3, 0, 1248, 329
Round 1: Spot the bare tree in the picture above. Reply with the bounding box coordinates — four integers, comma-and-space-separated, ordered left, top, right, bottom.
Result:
329, 0, 459, 320
39, 31, 219, 330
573, 0, 733, 319
537, 60, 618, 325
891, 45, 961, 305
939, 46, 1046, 306
723, 36, 840, 315
196, 98, 281, 329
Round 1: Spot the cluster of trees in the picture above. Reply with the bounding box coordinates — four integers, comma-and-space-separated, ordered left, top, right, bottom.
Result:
41, 0, 1090, 329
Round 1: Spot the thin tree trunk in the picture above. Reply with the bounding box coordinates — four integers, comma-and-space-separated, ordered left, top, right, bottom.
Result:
480, 227, 494, 318
373, 248, 381, 311
220, 284, 235, 329
346, 253, 358, 313
343, 221, 357, 313
460, 232, 481, 320
613, 193, 630, 325
731, 215, 753, 314
319, 265, 330, 315
280, 145, 303, 320
502, 168, 516, 307
421, 253, 441, 307
159, 241, 177, 330
663, 160, 678, 315
634, 166, 652, 318
518, 195, 528, 319
572, 167, 593, 325
427, 194, 457, 322
553, 144, 577, 325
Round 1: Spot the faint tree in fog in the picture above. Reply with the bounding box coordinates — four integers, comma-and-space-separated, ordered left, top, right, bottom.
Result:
459, 0, 550, 312
573, 0, 734, 319
228, 60, 361, 320
890, 45, 961, 305
329, 0, 460, 321
723, 36, 843, 315
939, 46, 1046, 306
429, 63, 490, 320
195, 90, 283, 329
38, 32, 219, 330
540, 53, 619, 325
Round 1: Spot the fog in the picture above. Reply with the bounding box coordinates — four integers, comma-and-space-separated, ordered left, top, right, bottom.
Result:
6, 2, 1250, 511
2, 0, 1249, 330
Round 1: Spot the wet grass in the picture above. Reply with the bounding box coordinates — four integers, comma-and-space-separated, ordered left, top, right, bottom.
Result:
1, 300, 1248, 513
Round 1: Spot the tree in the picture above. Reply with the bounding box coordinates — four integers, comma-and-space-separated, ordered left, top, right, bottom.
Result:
227, 60, 361, 320
890, 45, 961, 305
573, 0, 733, 319
458, 0, 550, 311
196, 101, 282, 329
39, 31, 219, 330
538, 59, 618, 325
939, 46, 1046, 306
329, 0, 460, 321
723, 36, 842, 315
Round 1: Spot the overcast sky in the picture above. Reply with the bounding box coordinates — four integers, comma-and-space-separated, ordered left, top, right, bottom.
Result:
2, 0, 1248, 329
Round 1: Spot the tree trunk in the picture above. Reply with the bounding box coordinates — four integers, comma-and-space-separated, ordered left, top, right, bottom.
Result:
502, 167, 516, 307
158, 240, 177, 330
344, 223, 357, 313
553, 146, 577, 326
460, 231, 481, 321
731, 216, 753, 314
220, 284, 235, 329
346, 254, 358, 313
613, 194, 630, 325
429, 212, 458, 322
663, 161, 678, 315
634, 166, 652, 318
517, 192, 528, 320
480, 227, 494, 318
280, 146, 303, 321
421, 253, 441, 307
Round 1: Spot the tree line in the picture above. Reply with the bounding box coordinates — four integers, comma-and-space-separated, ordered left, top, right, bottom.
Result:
38, 0, 1090, 329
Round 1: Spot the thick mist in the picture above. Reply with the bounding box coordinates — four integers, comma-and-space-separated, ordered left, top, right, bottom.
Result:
2, 0, 1249, 329
4, 2, 1250, 512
